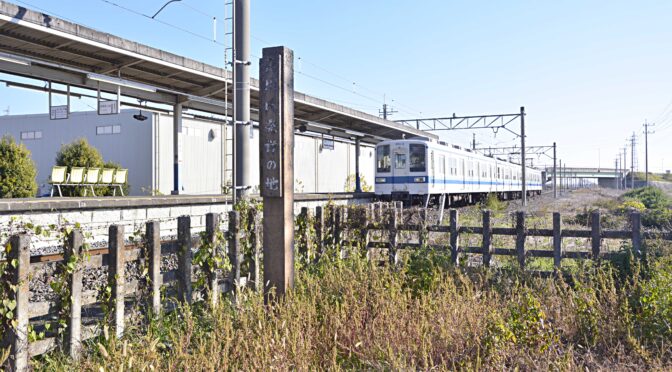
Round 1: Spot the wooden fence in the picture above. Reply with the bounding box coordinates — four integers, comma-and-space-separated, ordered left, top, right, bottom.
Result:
1, 203, 668, 370
0, 210, 260, 371
316, 205, 657, 268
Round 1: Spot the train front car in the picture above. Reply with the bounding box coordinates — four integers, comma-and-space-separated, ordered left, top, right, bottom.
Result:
374, 140, 429, 203
375, 139, 544, 204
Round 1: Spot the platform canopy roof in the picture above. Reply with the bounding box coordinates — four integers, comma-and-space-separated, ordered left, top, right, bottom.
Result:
0, 0, 435, 144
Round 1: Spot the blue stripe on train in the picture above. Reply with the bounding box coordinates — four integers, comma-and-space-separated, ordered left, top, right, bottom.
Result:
375, 176, 542, 187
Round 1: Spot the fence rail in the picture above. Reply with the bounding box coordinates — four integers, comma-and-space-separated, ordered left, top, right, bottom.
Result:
0, 203, 668, 371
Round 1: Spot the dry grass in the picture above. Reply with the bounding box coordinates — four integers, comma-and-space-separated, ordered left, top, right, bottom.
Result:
33, 248, 672, 371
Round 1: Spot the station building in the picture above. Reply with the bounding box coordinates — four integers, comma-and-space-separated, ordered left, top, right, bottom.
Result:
0, 110, 375, 196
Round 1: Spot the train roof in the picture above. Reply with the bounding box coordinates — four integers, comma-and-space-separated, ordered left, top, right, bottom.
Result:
376, 138, 540, 172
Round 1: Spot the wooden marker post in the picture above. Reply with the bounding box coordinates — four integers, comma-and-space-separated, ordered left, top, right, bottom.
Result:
259, 46, 295, 300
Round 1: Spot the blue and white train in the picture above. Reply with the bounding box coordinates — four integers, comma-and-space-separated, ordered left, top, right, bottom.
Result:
374, 138, 543, 205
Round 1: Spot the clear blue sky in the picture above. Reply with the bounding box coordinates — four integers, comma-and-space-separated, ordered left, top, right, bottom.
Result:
2, 0, 672, 171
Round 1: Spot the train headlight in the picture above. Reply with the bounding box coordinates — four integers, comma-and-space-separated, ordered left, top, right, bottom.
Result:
375, 177, 387, 183
414, 177, 426, 183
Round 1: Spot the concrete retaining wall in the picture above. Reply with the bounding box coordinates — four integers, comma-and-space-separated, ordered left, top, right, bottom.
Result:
0, 193, 374, 255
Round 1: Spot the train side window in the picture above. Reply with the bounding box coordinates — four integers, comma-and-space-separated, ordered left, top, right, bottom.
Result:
395, 153, 407, 169
376, 145, 391, 173
409, 144, 426, 172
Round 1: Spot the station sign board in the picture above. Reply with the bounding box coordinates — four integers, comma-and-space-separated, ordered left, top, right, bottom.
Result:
49, 105, 68, 120
98, 100, 118, 115
322, 138, 335, 150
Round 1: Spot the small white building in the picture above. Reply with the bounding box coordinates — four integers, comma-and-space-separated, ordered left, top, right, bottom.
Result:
0, 110, 375, 196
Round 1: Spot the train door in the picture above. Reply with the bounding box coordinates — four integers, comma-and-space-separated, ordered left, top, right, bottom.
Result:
461, 159, 466, 190
392, 142, 407, 192
438, 154, 446, 192
430, 151, 435, 188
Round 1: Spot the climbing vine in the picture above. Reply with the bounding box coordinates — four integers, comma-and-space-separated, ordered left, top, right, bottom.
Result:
49, 223, 92, 342
194, 220, 231, 293
234, 199, 263, 279
0, 241, 16, 341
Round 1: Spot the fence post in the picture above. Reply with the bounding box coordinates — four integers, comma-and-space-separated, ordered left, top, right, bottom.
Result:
450, 209, 459, 265
334, 206, 342, 250
362, 206, 370, 252
482, 210, 492, 267
591, 210, 601, 259
108, 225, 125, 338
248, 209, 262, 292
205, 213, 220, 307
228, 211, 241, 289
299, 207, 309, 259
631, 211, 643, 262
64, 229, 84, 360
315, 206, 324, 260
389, 207, 398, 265
4, 234, 30, 372
553, 212, 562, 270
146, 221, 162, 316
176, 216, 192, 303
516, 211, 526, 269
419, 208, 428, 248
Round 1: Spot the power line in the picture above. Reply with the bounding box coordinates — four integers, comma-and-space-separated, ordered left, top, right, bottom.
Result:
98, 0, 223, 46
20, 0, 427, 121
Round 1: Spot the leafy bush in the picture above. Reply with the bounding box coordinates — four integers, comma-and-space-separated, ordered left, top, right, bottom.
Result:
0, 136, 38, 198
55, 138, 104, 171
632, 257, 672, 344
642, 208, 672, 229
482, 193, 505, 212
343, 174, 373, 192
622, 186, 671, 210
618, 199, 646, 214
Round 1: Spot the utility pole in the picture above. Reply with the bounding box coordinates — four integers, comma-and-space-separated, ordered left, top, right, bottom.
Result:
643, 120, 655, 186
622, 147, 627, 189
379, 103, 397, 121
630, 133, 636, 189
558, 159, 562, 195
520, 107, 527, 207
234, 0, 251, 201
614, 158, 619, 189
472, 133, 477, 150
553, 142, 557, 198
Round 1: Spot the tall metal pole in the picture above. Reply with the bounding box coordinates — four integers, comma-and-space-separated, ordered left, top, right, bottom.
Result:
622, 147, 627, 189
643, 121, 654, 187
520, 107, 527, 206
631, 133, 635, 189
645, 124, 649, 186
552, 142, 557, 199
230, 0, 237, 204
615, 158, 619, 189
559, 159, 562, 194
172, 103, 182, 194
234, 0, 251, 200
355, 137, 362, 193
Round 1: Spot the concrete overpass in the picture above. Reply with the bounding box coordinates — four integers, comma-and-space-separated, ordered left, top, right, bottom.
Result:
544, 167, 626, 189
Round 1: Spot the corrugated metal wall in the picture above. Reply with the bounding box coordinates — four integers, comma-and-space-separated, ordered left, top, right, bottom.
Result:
1, 110, 375, 196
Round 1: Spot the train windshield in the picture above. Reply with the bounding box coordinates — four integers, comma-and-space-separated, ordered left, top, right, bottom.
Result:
395, 154, 406, 169
376, 145, 391, 173
409, 144, 426, 172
